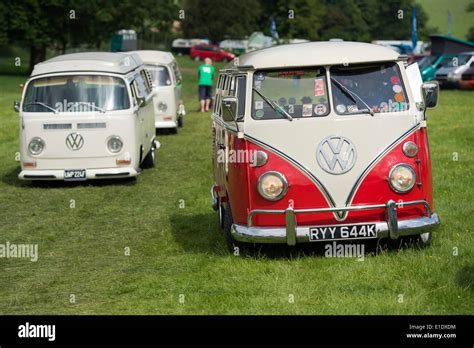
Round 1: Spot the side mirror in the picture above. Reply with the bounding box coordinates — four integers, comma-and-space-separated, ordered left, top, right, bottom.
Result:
421, 81, 439, 109
136, 96, 146, 107
13, 101, 20, 113
222, 96, 237, 122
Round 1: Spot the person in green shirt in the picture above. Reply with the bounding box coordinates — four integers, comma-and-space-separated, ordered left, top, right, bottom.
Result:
198, 58, 215, 112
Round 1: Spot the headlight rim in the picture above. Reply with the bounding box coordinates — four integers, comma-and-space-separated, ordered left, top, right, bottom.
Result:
388, 163, 416, 193
28, 137, 45, 156
106, 135, 123, 154
257, 170, 289, 201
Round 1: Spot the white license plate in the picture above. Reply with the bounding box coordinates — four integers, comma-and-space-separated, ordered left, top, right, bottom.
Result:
64, 169, 86, 181
309, 223, 377, 241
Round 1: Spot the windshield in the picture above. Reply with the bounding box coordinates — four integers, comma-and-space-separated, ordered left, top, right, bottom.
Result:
251, 68, 329, 120
418, 55, 438, 69
146, 65, 172, 87
23, 75, 129, 113
446, 54, 472, 67
331, 63, 408, 114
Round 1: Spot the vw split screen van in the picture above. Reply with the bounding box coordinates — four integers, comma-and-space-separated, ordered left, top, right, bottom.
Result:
15, 52, 158, 181
211, 41, 440, 250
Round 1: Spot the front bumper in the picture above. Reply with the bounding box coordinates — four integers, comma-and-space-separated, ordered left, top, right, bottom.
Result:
19, 167, 140, 181
155, 120, 178, 129
231, 200, 440, 245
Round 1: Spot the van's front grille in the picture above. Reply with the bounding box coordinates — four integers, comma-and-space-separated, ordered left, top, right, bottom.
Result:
77, 122, 106, 129
43, 123, 72, 130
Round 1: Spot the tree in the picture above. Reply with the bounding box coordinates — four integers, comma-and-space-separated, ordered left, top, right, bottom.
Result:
467, 2, 474, 41
3, 0, 179, 73
181, 0, 261, 42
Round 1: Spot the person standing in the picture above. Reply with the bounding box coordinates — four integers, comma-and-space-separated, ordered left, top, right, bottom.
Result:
198, 58, 215, 112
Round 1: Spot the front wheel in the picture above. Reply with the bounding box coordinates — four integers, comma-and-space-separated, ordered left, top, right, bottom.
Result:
141, 146, 156, 169
223, 203, 250, 254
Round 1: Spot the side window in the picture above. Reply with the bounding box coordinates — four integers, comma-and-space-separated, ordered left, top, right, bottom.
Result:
134, 71, 150, 98
173, 63, 182, 84
140, 69, 153, 94
214, 74, 224, 115
130, 80, 138, 106
236, 76, 246, 120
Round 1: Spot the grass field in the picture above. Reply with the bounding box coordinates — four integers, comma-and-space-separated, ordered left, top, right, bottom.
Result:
417, 0, 474, 40
0, 55, 473, 315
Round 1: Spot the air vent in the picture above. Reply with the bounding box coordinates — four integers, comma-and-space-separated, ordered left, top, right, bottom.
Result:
43, 123, 72, 130
77, 122, 106, 129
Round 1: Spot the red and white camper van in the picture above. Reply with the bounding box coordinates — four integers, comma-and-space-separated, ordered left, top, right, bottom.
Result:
211, 41, 440, 250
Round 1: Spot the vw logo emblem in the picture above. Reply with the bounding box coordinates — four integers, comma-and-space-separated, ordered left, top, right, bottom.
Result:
66, 133, 84, 151
316, 135, 357, 175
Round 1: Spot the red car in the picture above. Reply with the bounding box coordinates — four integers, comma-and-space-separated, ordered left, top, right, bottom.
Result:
190, 44, 235, 62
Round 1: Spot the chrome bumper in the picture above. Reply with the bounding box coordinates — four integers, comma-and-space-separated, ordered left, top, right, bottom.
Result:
232, 200, 440, 245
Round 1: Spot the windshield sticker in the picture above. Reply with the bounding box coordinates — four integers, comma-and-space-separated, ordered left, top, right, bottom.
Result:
254, 80, 262, 88
347, 104, 358, 113
288, 104, 294, 114
302, 104, 313, 117
255, 101, 263, 110
394, 93, 405, 102
392, 84, 402, 93
255, 110, 264, 119
314, 104, 327, 115
390, 76, 400, 84
314, 78, 326, 96
278, 70, 305, 76
255, 72, 266, 81
336, 104, 346, 113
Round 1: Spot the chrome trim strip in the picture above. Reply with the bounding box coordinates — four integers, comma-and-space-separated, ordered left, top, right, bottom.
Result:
247, 199, 431, 227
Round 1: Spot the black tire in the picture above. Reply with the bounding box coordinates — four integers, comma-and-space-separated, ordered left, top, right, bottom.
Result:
178, 115, 183, 128
223, 203, 250, 254
141, 146, 156, 169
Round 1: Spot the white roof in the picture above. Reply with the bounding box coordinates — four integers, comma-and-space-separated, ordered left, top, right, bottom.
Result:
235, 41, 400, 69
130, 50, 175, 65
31, 52, 143, 77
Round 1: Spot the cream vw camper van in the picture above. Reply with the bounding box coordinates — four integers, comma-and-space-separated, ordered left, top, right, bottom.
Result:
15, 52, 158, 181
132, 50, 185, 133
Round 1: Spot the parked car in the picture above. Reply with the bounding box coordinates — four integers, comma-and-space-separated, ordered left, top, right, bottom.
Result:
190, 44, 235, 62
435, 51, 474, 88
15, 52, 158, 181
418, 54, 456, 81
211, 41, 440, 251
132, 50, 185, 133
459, 66, 474, 89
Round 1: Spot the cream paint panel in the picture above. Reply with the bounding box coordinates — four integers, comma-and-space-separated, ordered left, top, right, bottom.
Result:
245, 114, 417, 208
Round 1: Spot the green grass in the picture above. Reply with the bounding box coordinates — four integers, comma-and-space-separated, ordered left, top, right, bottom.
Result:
417, 0, 474, 40
0, 56, 473, 315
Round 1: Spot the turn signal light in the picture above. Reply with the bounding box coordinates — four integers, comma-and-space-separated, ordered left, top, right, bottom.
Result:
116, 159, 131, 166
22, 161, 37, 168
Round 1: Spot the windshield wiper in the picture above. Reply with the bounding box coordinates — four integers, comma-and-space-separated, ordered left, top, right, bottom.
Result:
252, 87, 293, 121
24, 102, 58, 113
75, 102, 106, 113
330, 77, 374, 116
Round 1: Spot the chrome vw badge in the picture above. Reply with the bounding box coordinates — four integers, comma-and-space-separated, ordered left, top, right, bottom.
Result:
65, 133, 84, 151
316, 135, 357, 174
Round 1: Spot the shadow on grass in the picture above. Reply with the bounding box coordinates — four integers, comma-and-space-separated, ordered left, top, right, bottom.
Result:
1, 165, 137, 188
169, 210, 384, 259
455, 265, 473, 291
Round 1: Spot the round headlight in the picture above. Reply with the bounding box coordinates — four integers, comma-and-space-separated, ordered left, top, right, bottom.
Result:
158, 102, 167, 113
402, 141, 418, 157
389, 164, 416, 193
107, 136, 123, 153
257, 171, 288, 201
28, 137, 45, 155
